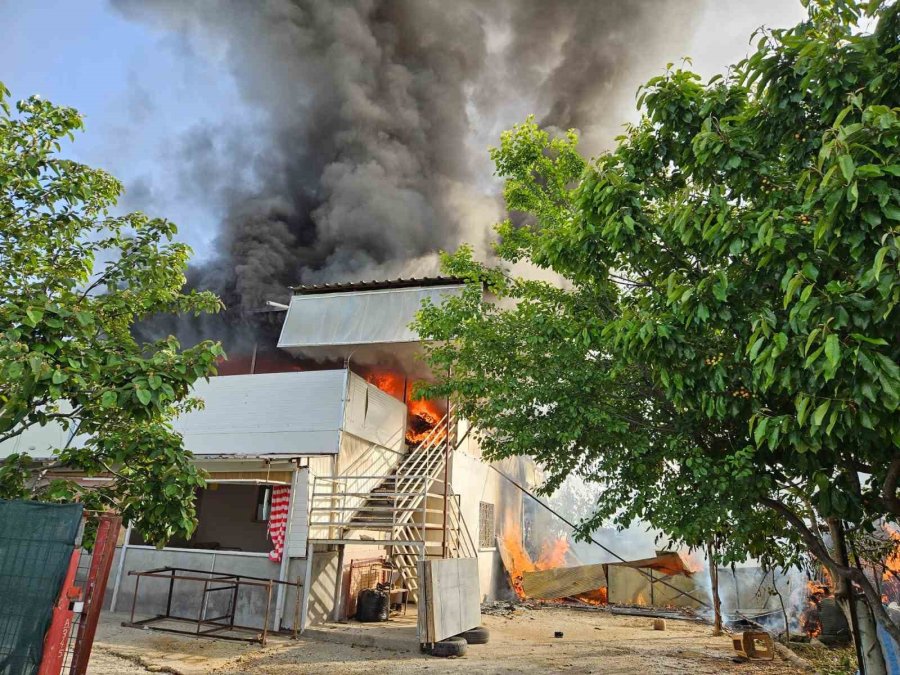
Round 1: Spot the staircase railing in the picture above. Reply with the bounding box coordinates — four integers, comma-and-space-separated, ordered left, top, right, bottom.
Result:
309, 405, 476, 601
448, 493, 477, 559
309, 409, 452, 540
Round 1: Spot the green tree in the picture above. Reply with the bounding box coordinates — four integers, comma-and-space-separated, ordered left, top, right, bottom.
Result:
0, 84, 224, 545
416, 0, 900, 655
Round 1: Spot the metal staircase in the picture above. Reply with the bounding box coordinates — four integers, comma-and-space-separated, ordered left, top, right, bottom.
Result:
309, 407, 476, 601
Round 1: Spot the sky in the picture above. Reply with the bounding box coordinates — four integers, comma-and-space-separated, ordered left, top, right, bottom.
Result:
0, 0, 807, 265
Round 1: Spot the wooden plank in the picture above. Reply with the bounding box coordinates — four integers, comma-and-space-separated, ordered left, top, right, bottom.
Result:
419, 558, 480, 643
520, 563, 607, 600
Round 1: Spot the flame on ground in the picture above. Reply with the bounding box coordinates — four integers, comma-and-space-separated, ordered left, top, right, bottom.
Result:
499, 521, 608, 605
798, 525, 899, 635
799, 571, 832, 638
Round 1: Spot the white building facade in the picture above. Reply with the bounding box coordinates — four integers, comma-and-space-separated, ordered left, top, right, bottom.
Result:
1, 278, 529, 635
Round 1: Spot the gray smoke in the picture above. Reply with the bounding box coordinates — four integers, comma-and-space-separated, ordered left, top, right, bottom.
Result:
111, 0, 704, 310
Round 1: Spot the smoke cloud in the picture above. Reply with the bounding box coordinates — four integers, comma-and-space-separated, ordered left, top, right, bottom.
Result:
111, 0, 706, 310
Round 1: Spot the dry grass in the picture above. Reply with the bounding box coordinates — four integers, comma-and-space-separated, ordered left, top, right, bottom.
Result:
788, 642, 856, 675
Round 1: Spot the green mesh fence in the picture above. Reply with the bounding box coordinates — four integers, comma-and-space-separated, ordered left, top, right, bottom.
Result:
0, 499, 83, 675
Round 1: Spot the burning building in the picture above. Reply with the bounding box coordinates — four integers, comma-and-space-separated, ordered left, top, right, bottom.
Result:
0, 277, 534, 639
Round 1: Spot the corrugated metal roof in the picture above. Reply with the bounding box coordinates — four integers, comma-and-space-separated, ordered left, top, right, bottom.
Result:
291, 276, 466, 295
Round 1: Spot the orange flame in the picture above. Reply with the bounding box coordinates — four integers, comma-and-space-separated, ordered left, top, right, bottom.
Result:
882, 524, 900, 604
499, 521, 607, 605
800, 573, 832, 637
406, 398, 443, 445
536, 537, 570, 570
680, 550, 705, 574
365, 371, 405, 399
499, 522, 538, 599
364, 370, 444, 445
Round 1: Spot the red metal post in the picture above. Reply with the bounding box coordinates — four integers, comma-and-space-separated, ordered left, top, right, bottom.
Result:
38, 550, 82, 675
69, 514, 122, 675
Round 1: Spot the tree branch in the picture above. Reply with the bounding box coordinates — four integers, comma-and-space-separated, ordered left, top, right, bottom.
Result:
760, 496, 900, 646
883, 457, 900, 516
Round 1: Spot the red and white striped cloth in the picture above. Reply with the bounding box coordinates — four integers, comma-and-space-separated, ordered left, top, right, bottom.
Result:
267, 485, 291, 563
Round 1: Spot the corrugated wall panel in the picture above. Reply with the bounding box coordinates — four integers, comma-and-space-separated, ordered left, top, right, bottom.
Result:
342, 372, 406, 451
278, 285, 464, 349
175, 370, 347, 455
285, 467, 310, 558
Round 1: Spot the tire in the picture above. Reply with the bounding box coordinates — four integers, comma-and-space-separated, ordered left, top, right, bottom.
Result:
426, 637, 468, 657
457, 625, 490, 645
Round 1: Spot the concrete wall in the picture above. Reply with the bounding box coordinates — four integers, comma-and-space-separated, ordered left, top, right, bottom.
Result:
451, 427, 527, 602
280, 557, 307, 630
306, 547, 340, 625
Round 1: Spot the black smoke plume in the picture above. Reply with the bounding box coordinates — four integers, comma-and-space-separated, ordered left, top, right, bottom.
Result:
112, 0, 702, 321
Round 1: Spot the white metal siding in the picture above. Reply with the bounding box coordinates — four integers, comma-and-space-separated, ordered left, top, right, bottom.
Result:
285, 467, 310, 558
342, 372, 406, 451
175, 370, 347, 455
278, 285, 464, 349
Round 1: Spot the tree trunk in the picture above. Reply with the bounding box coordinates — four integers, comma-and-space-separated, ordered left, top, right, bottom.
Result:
759, 497, 900, 647
853, 594, 888, 675
829, 519, 886, 675
707, 544, 722, 636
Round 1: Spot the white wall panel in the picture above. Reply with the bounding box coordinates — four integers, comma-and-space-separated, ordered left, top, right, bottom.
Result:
342, 372, 406, 451
278, 285, 464, 349
175, 370, 347, 455
285, 467, 310, 559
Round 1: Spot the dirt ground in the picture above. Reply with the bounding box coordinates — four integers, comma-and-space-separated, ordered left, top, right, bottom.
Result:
87, 607, 811, 675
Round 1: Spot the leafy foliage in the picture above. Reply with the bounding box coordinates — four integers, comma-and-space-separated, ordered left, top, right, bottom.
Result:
0, 84, 223, 545
416, 0, 899, 640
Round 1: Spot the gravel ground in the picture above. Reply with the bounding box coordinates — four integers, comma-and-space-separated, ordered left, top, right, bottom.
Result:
88, 607, 810, 674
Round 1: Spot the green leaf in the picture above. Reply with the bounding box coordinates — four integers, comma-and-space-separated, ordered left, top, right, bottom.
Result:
74, 311, 93, 327
25, 307, 44, 325
805, 345, 824, 368
812, 400, 830, 427
847, 181, 858, 211
754, 417, 769, 445
783, 276, 802, 309
873, 246, 888, 280
796, 396, 810, 427
100, 390, 117, 408
773, 332, 788, 352
148, 374, 162, 390
838, 155, 855, 182
749, 336, 765, 362
135, 388, 152, 406
804, 329, 820, 356
850, 333, 887, 346
824, 334, 841, 369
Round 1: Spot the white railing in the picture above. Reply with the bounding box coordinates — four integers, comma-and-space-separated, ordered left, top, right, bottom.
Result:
310, 410, 452, 540
308, 405, 476, 599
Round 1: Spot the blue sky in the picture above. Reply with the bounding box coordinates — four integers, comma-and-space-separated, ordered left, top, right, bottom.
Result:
0, 0, 246, 259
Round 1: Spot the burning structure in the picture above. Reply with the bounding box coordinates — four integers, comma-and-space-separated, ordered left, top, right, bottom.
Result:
0, 277, 533, 639
4, 275, 897, 642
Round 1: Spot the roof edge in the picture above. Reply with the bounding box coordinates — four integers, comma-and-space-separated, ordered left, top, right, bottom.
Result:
290, 276, 467, 295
